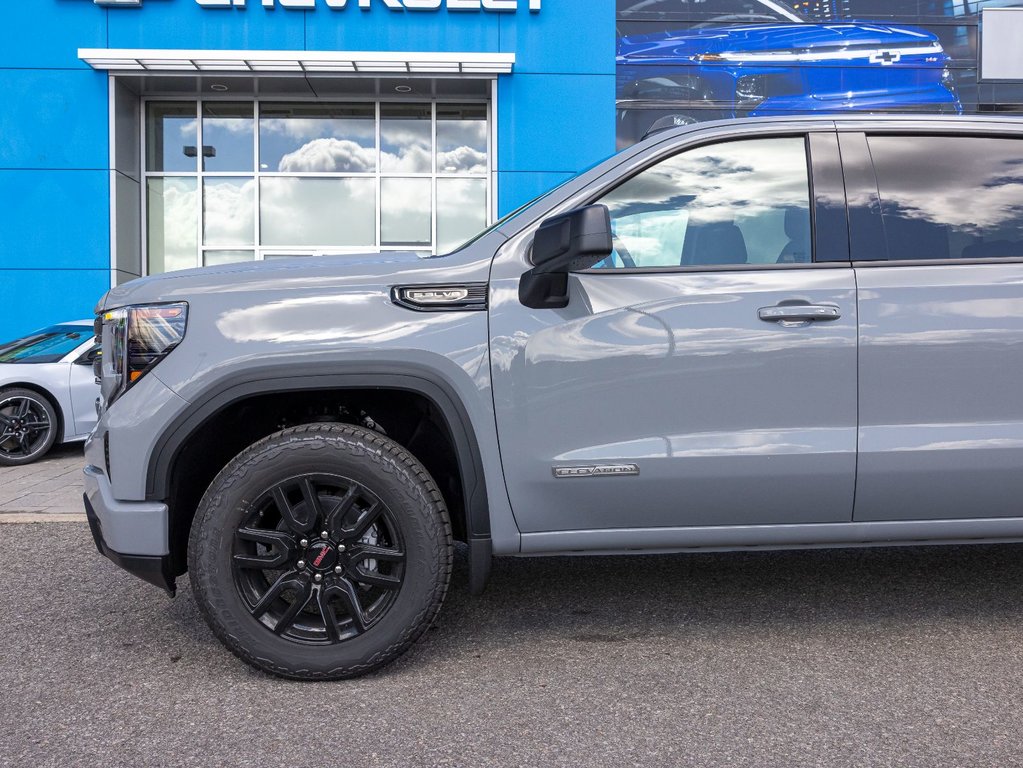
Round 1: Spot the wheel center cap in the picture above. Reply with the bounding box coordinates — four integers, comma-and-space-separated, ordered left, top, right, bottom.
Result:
307, 542, 337, 571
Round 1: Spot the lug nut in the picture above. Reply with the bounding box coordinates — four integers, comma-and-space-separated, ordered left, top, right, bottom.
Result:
334, 565, 343, 574
299, 538, 308, 548
337, 544, 346, 553
296, 560, 306, 570
313, 574, 323, 583
320, 531, 329, 539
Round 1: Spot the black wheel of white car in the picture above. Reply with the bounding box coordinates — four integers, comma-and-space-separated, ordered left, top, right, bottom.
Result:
0, 388, 58, 466
188, 423, 453, 680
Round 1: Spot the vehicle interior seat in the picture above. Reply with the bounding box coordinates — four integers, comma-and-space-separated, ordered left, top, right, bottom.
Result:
885, 216, 951, 259
961, 238, 1019, 260
777, 207, 811, 263
680, 220, 748, 266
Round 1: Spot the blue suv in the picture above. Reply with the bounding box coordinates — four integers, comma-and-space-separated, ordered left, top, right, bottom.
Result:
617, 0, 962, 141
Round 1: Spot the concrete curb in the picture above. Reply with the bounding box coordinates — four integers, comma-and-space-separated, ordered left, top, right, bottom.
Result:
0, 513, 88, 523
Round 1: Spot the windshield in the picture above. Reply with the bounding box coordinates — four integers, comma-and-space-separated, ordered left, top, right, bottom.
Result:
0, 325, 89, 364
441, 158, 613, 255
440, 192, 557, 255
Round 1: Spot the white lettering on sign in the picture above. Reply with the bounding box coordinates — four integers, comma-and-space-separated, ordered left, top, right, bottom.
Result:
195, 0, 540, 9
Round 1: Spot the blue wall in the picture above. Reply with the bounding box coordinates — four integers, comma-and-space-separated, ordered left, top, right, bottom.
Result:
0, 1, 112, 340
0, 0, 616, 340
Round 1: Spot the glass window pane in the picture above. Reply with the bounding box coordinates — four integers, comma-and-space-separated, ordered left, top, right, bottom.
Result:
868, 136, 1023, 261
259, 103, 376, 173
202, 102, 253, 172
437, 178, 486, 254
436, 104, 487, 175
260, 177, 376, 248
597, 137, 811, 269
204, 250, 254, 267
381, 178, 432, 247
203, 177, 254, 246
146, 102, 198, 173
381, 104, 432, 173
147, 177, 198, 274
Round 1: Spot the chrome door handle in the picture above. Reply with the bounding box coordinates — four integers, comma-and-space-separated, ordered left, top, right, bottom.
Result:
758, 304, 841, 322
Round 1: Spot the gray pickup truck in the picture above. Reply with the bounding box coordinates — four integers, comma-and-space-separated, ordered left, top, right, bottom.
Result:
86, 115, 1023, 679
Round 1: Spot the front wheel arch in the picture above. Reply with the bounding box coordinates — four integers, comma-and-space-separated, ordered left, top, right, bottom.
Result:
150, 370, 491, 591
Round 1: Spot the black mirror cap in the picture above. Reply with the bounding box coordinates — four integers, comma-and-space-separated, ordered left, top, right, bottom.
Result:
530, 204, 613, 272
519, 271, 570, 310
520, 205, 613, 310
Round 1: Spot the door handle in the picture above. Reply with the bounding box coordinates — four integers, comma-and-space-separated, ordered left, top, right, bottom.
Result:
758, 304, 841, 323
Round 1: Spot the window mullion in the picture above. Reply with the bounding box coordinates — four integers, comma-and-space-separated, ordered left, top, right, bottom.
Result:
376, 101, 382, 251
432, 101, 438, 255
254, 99, 262, 261
196, 100, 203, 269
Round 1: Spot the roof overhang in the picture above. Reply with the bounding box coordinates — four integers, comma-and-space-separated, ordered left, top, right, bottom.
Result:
78, 48, 515, 75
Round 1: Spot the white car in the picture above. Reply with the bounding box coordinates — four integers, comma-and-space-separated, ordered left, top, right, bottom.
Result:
0, 320, 99, 466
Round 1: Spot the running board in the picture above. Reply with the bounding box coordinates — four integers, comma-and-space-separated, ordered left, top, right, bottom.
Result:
518, 517, 1023, 555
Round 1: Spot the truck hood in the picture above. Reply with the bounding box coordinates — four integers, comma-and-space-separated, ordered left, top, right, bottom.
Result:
97, 248, 498, 311
618, 23, 941, 61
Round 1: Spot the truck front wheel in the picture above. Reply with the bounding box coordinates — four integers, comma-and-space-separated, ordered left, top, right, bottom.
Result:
188, 423, 453, 680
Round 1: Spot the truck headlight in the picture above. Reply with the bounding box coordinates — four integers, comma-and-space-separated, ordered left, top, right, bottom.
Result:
735, 75, 768, 111
942, 65, 956, 91
100, 302, 188, 403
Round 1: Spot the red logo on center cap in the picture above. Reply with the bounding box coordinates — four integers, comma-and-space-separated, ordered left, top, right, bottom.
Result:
312, 546, 331, 567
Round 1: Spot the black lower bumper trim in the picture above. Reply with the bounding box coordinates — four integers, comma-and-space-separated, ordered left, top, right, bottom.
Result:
84, 493, 177, 597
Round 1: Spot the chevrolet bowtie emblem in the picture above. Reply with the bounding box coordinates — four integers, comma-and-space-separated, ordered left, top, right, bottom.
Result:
869, 50, 902, 65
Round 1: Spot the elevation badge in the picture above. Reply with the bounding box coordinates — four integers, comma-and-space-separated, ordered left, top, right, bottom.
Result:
552, 464, 640, 478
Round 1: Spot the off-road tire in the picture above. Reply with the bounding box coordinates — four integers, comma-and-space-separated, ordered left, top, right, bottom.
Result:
188, 423, 453, 680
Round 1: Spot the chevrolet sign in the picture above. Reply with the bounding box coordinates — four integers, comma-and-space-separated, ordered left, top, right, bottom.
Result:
95, 0, 541, 9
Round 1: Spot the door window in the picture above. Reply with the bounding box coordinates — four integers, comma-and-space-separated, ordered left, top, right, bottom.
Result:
595, 137, 812, 269
867, 135, 1023, 261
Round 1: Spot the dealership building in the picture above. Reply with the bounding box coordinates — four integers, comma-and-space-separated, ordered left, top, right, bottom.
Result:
2, 0, 614, 339
2, 0, 1023, 339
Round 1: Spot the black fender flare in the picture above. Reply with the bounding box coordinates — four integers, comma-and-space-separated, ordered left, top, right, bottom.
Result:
146, 363, 492, 593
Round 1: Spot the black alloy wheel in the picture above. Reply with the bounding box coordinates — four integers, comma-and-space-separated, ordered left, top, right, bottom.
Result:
233, 473, 406, 644
189, 423, 452, 680
0, 388, 58, 466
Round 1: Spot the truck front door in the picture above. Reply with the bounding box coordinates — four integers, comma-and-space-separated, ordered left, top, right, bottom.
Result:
489, 131, 859, 537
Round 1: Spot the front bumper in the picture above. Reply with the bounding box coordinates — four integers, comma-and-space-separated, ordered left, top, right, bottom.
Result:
83, 464, 176, 595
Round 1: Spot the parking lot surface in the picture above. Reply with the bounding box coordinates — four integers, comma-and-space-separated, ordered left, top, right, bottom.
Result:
2, 521, 1023, 767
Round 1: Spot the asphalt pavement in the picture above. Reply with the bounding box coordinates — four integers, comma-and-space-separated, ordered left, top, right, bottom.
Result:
2, 521, 1023, 767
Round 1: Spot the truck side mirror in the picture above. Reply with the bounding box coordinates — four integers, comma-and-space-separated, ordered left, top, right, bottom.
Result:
519, 204, 613, 309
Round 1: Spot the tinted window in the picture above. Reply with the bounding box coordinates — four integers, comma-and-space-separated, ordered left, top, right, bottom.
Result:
595, 136, 812, 269
868, 135, 1023, 261
0, 326, 88, 364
